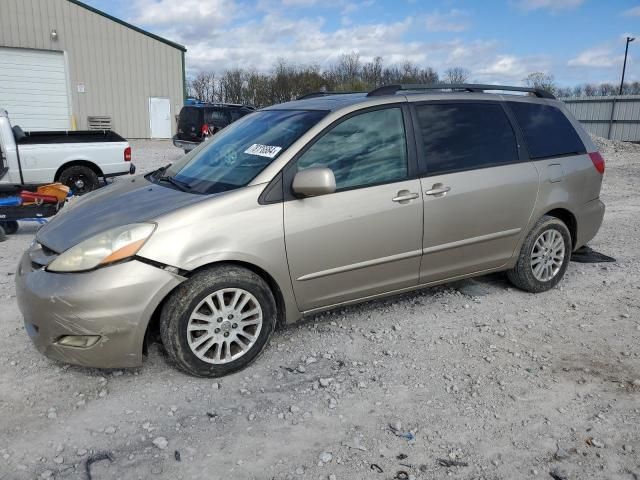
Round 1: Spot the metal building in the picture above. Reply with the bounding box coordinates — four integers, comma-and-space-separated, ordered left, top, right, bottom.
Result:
0, 0, 186, 138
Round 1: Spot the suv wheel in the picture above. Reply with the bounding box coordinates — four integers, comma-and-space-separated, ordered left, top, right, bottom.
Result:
507, 215, 572, 293
160, 265, 276, 377
0, 221, 18, 235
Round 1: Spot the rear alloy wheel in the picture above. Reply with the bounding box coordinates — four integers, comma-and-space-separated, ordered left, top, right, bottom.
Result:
507, 215, 572, 293
160, 265, 276, 377
59, 165, 99, 195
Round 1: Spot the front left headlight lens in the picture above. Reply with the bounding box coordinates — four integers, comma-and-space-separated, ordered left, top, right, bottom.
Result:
47, 223, 156, 273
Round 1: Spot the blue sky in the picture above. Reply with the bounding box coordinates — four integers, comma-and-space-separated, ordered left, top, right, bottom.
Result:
83, 0, 639, 86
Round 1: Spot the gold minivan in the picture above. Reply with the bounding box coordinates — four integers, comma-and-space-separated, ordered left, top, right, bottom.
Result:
16, 84, 605, 377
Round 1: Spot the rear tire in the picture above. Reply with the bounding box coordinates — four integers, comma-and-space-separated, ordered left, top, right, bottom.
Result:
507, 215, 572, 293
58, 165, 99, 195
0, 225, 5, 243
0, 221, 18, 235
160, 265, 276, 377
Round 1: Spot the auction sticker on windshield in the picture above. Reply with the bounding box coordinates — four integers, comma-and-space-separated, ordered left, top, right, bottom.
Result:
244, 144, 282, 158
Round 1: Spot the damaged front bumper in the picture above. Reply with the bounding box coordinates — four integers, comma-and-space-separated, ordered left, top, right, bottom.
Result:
15, 248, 185, 368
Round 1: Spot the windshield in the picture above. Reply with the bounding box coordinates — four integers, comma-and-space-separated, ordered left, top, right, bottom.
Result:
163, 109, 327, 194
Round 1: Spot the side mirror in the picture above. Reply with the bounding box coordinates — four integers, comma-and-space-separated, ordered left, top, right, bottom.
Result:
292, 168, 336, 197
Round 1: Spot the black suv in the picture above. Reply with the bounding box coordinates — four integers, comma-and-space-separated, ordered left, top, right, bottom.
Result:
173, 103, 255, 152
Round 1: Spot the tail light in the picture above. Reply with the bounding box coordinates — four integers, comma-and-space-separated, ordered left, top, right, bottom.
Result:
588, 152, 605, 175
201, 124, 209, 136
124, 146, 132, 162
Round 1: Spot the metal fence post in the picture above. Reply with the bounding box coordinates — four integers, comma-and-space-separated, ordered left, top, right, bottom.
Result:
607, 97, 617, 140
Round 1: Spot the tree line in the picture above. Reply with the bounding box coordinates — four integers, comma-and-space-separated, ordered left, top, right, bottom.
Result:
188, 53, 640, 108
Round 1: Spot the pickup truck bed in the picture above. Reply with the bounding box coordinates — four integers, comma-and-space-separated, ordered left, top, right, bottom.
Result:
17, 129, 126, 145
0, 109, 134, 194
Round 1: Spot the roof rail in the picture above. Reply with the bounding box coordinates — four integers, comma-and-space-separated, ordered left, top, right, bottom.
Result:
367, 84, 556, 99
297, 91, 365, 100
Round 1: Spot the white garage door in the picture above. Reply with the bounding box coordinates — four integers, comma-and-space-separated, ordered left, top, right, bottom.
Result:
0, 47, 71, 131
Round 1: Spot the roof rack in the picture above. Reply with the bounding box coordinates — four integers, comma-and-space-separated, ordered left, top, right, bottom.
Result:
297, 91, 365, 100
367, 84, 556, 99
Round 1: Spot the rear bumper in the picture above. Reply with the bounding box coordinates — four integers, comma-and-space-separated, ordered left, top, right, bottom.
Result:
172, 136, 200, 151
104, 163, 136, 178
15, 252, 185, 368
575, 198, 605, 249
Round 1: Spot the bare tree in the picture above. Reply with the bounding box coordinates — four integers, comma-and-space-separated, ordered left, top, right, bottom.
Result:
523, 72, 556, 94
361, 57, 383, 87
189, 72, 217, 102
219, 69, 244, 104
444, 67, 470, 84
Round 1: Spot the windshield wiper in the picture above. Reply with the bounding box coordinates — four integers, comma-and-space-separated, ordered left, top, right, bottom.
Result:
151, 164, 172, 179
158, 175, 192, 192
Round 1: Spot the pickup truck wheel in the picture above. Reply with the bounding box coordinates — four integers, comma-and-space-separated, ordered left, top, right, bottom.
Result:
0, 221, 18, 235
160, 265, 277, 378
59, 165, 99, 195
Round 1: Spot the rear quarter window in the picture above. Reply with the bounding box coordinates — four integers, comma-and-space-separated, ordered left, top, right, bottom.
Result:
508, 102, 586, 159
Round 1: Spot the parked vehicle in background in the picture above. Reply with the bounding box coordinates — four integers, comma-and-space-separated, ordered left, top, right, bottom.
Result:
16, 84, 605, 378
0, 109, 134, 194
173, 102, 255, 153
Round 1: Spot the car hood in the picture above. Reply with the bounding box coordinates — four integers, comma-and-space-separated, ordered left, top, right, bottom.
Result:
37, 176, 209, 253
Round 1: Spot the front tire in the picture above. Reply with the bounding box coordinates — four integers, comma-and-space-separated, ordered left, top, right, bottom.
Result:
58, 165, 99, 195
507, 215, 572, 293
159, 265, 277, 377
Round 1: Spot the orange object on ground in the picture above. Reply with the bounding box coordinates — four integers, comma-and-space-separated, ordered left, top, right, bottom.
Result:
37, 183, 70, 202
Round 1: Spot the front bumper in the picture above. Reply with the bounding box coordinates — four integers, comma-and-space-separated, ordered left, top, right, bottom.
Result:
172, 136, 200, 152
15, 251, 185, 368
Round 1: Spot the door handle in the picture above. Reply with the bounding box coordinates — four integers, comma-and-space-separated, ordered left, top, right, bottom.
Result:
425, 185, 451, 197
392, 191, 419, 203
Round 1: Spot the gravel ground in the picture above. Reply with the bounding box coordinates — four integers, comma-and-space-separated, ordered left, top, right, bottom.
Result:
0, 138, 639, 480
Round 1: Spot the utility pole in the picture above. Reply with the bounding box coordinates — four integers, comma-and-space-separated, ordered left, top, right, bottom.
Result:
619, 36, 635, 95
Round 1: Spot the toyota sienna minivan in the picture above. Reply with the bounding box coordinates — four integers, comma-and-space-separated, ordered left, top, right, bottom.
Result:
16, 84, 605, 377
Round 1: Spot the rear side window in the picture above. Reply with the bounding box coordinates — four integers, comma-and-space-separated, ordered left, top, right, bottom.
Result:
508, 102, 586, 159
205, 109, 231, 127
179, 107, 202, 125
415, 103, 518, 175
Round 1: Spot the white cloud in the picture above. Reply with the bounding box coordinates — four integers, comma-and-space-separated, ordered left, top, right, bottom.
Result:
131, 0, 235, 42
623, 6, 640, 16
516, 0, 583, 12
568, 47, 622, 68
424, 9, 470, 33
127, 1, 560, 85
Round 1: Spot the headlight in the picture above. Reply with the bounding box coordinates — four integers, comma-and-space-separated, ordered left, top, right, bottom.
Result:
47, 223, 155, 273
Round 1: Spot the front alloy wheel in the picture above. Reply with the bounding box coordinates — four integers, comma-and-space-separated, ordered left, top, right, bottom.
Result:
160, 265, 276, 377
186, 288, 263, 364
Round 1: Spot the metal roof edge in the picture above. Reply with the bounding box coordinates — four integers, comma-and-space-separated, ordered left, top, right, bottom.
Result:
66, 0, 187, 52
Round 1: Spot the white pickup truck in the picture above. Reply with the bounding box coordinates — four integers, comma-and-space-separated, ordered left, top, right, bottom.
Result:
0, 109, 135, 194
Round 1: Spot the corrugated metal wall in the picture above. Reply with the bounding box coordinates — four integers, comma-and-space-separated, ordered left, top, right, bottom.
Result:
0, 0, 185, 138
561, 96, 640, 142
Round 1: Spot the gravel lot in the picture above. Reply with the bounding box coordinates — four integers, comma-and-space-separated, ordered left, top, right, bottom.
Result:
0, 138, 639, 480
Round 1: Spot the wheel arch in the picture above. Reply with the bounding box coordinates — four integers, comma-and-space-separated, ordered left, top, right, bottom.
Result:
54, 160, 104, 181
143, 260, 289, 356
543, 207, 577, 250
